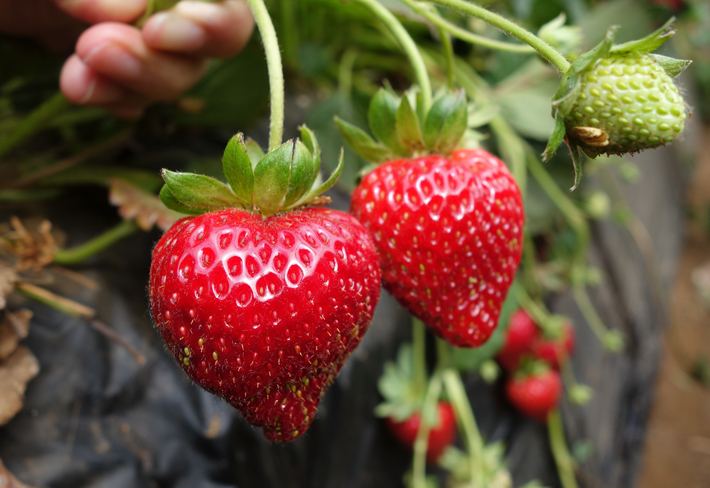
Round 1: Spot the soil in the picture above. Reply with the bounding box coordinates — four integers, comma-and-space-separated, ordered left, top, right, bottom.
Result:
637, 128, 710, 487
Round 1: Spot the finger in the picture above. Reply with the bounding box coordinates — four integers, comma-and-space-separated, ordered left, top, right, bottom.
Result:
76, 23, 206, 101
142, 0, 253, 58
60, 54, 129, 104
52, 0, 146, 23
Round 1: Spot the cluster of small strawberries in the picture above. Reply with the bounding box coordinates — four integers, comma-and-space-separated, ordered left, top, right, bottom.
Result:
497, 310, 575, 421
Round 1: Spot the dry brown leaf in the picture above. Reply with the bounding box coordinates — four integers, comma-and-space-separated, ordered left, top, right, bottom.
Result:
0, 346, 39, 426
0, 459, 33, 488
0, 264, 17, 310
0, 218, 57, 271
109, 178, 181, 232
0, 310, 31, 360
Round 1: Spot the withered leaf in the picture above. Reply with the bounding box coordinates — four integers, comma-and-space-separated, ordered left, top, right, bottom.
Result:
0, 264, 17, 310
0, 310, 32, 360
0, 346, 39, 426
0, 459, 33, 488
0, 218, 57, 271
109, 178, 182, 232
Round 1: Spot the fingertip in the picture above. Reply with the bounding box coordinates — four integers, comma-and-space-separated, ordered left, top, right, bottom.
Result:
60, 55, 94, 103
143, 12, 207, 52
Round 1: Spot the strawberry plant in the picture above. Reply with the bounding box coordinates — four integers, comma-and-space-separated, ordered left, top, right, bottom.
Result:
0, 1, 699, 487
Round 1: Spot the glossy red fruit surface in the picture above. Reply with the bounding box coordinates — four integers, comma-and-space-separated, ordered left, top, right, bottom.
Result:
149, 207, 381, 442
532, 323, 575, 369
352, 149, 524, 347
386, 402, 456, 463
506, 369, 562, 422
497, 309, 540, 371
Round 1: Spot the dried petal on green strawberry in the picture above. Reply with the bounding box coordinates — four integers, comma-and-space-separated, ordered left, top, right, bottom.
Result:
544, 19, 691, 178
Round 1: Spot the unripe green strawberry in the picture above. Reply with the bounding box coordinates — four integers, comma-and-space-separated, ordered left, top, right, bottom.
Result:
565, 53, 686, 156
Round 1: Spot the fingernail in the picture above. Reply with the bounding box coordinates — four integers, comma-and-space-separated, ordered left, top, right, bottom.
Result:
149, 12, 206, 50
174, 1, 225, 24
83, 42, 142, 80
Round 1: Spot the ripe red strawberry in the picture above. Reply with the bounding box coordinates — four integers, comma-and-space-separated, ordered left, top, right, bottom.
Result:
497, 309, 539, 371
151, 129, 381, 441
386, 402, 456, 463
506, 366, 561, 422
351, 149, 523, 347
532, 322, 575, 369
338, 90, 524, 348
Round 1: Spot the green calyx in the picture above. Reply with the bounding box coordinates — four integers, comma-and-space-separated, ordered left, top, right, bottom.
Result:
336, 88, 469, 164
544, 18, 691, 189
160, 126, 343, 217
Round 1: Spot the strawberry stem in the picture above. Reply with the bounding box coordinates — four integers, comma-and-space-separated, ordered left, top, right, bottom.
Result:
354, 0, 433, 109
412, 372, 441, 488
0, 92, 69, 160
402, 0, 535, 54
53, 220, 139, 266
412, 318, 428, 396
547, 410, 579, 488
245, 0, 285, 151
441, 368, 485, 488
426, 0, 571, 73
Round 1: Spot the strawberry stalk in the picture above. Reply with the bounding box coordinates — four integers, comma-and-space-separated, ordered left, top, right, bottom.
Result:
0, 92, 69, 160
245, 0, 285, 151
441, 366, 485, 488
353, 0, 433, 109
401, 0, 535, 54
425, 0, 571, 73
53, 221, 139, 266
412, 318, 428, 396
411, 372, 442, 488
547, 410, 578, 488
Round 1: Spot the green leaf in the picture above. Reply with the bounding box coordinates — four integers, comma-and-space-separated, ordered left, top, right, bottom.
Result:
395, 95, 424, 151
299, 125, 321, 162
304, 149, 344, 201
222, 133, 254, 206
159, 185, 206, 215
243, 137, 265, 168
161, 169, 240, 211
612, 17, 675, 54
423, 90, 468, 154
650, 54, 692, 78
542, 116, 567, 162
252, 140, 296, 215
335, 117, 394, 163
283, 140, 319, 208
368, 88, 402, 153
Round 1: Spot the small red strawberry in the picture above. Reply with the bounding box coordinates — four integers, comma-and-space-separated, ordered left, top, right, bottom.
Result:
497, 309, 539, 371
506, 364, 561, 422
150, 128, 381, 441
338, 90, 524, 348
386, 402, 456, 463
532, 322, 575, 369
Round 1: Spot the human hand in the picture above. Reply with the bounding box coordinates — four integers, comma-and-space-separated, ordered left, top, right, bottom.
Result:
1, 0, 254, 117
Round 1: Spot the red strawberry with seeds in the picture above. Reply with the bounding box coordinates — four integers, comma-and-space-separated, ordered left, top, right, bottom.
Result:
497, 309, 540, 371
150, 129, 381, 441
338, 90, 524, 348
386, 402, 456, 463
506, 364, 561, 422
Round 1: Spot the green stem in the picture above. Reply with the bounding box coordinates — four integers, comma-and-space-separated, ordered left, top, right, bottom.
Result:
442, 368, 484, 488
412, 373, 442, 488
246, 0, 285, 151
403, 0, 534, 53
572, 285, 622, 350
426, 0, 571, 72
0, 92, 69, 160
437, 20, 456, 87
53, 220, 139, 266
354, 0, 433, 109
412, 318, 428, 396
547, 410, 579, 488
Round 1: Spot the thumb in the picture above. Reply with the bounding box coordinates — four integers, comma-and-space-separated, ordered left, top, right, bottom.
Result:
52, 0, 147, 23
